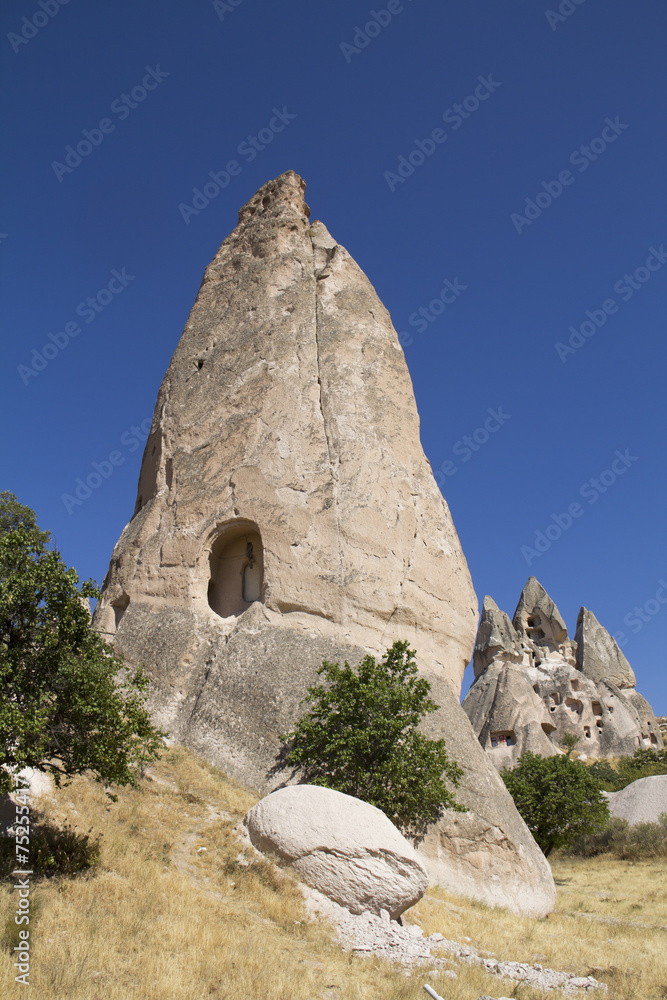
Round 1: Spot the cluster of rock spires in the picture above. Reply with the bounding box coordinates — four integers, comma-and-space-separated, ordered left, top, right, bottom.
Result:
95, 170, 558, 917
463, 577, 661, 769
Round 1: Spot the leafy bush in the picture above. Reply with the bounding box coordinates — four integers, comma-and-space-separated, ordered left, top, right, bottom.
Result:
501, 751, 609, 856
0, 816, 101, 880
586, 758, 622, 790
587, 749, 667, 792
281, 640, 464, 837
568, 814, 667, 860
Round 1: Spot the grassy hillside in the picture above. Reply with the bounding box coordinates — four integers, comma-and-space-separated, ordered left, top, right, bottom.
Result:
1, 747, 665, 1000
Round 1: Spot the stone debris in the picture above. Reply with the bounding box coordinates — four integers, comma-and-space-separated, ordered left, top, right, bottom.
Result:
303, 886, 607, 993
464, 577, 661, 768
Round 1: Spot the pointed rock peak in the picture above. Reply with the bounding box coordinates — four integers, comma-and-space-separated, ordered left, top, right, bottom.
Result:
575, 606, 636, 689
473, 595, 521, 679
237, 170, 310, 227
512, 577, 568, 644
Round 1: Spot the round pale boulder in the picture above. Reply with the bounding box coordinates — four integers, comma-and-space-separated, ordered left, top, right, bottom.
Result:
605, 775, 667, 826
243, 784, 428, 918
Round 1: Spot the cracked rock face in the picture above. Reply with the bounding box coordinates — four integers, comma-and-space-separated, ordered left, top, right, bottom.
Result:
463, 577, 662, 768
94, 171, 555, 917
244, 784, 428, 918
575, 607, 636, 689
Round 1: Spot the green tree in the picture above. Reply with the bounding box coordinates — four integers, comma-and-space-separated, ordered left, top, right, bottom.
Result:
0, 490, 51, 548
558, 731, 580, 755
281, 640, 465, 837
501, 751, 610, 857
587, 758, 622, 791
0, 494, 164, 797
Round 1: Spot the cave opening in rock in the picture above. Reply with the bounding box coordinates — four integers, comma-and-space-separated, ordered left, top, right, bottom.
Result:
490, 730, 516, 748
112, 595, 130, 631
207, 523, 264, 618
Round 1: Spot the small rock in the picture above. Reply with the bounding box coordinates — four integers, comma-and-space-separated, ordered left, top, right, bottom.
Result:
405, 924, 423, 938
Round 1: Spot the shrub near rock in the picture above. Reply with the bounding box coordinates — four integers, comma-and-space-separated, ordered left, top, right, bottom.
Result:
501, 751, 609, 857
281, 640, 464, 838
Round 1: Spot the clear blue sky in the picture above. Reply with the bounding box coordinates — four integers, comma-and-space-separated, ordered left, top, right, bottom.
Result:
1, 0, 665, 711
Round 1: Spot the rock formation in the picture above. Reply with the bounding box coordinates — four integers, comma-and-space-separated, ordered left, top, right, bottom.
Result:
604, 775, 667, 826
463, 577, 662, 769
94, 171, 554, 916
244, 785, 428, 918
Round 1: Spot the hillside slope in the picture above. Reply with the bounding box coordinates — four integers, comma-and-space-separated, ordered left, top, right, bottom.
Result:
1, 748, 665, 1000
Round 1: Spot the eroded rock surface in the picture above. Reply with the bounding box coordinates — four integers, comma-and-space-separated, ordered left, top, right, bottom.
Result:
463, 577, 661, 768
605, 775, 667, 826
244, 784, 427, 918
94, 171, 555, 916
575, 607, 636, 689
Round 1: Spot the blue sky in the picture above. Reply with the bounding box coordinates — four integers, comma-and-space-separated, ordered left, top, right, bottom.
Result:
1, 0, 665, 711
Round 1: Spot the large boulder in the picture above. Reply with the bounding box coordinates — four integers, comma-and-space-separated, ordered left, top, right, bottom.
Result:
605, 776, 667, 826
244, 784, 427, 918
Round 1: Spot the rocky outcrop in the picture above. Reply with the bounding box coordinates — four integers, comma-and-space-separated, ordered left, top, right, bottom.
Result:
512, 577, 569, 650
244, 785, 427, 917
605, 775, 667, 826
94, 171, 555, 916
575, 607, 636, 688
463, 578, 662, 768
414, 671, 555, 917
473, 597, 523, 679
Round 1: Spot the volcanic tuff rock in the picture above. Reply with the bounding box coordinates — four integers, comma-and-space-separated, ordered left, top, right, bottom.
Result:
575, 607, 636, 688
244, 785, 428, 918
605, 775, 667, 826
94, 171, 554, 916
463, 577, 662, 769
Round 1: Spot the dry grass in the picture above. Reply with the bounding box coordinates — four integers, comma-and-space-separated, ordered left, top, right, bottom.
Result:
411, 854, 667, 999
0, 747, 664, 1000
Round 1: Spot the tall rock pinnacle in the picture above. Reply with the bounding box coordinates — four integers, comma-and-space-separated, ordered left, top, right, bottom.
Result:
101, 171, 475, 680
95, 172, 555, 917
575, 606, 636, 688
